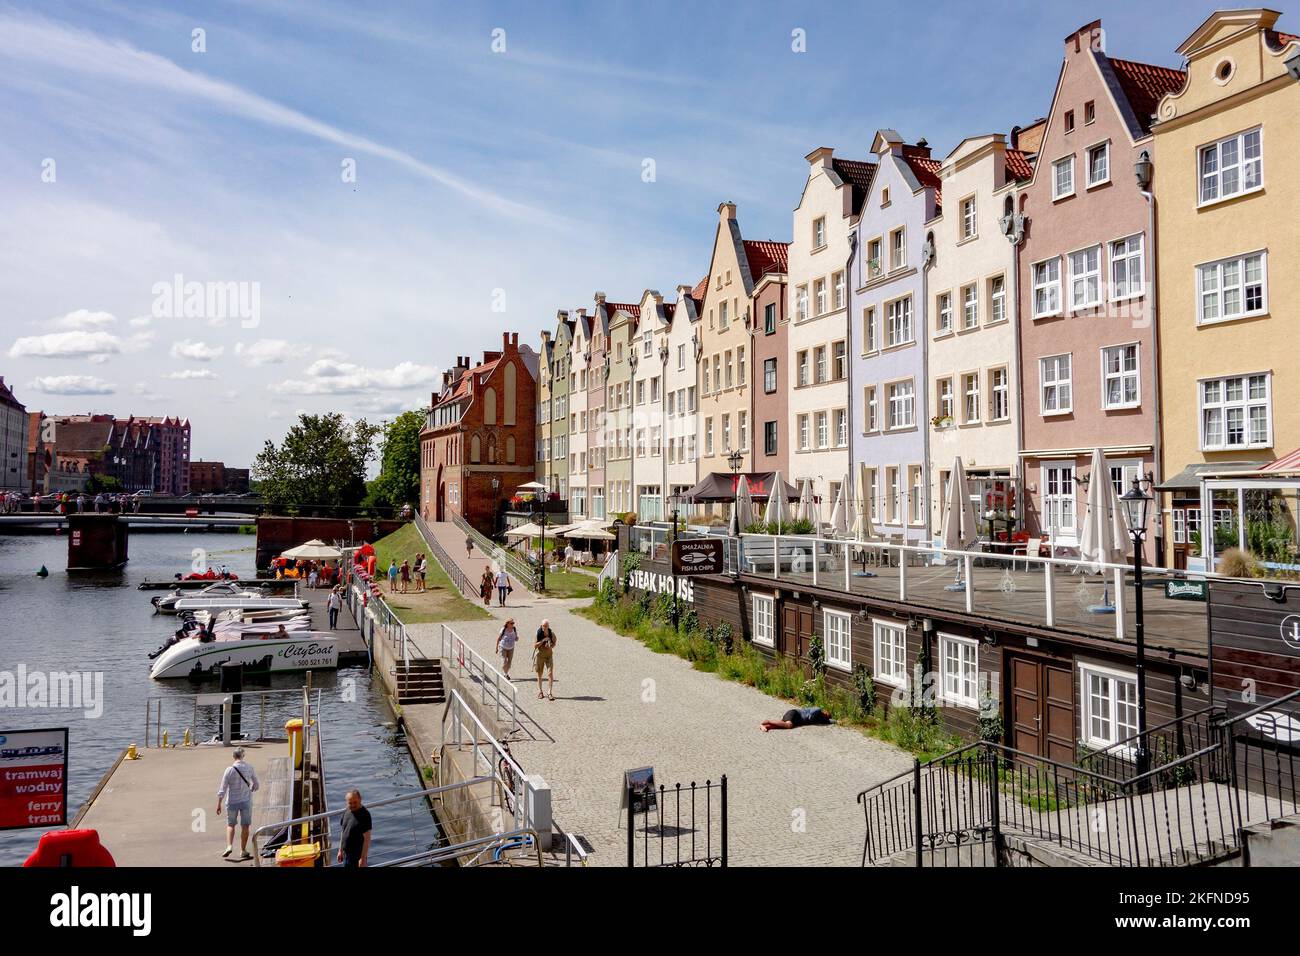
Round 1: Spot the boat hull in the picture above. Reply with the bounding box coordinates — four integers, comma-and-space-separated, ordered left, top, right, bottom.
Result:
150, 633, 339, 680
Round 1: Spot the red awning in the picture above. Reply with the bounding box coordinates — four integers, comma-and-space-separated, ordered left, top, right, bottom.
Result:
1259, 448, 1300, 473
682, 472, 799, 503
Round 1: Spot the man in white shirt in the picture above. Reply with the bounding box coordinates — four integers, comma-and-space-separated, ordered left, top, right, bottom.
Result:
216, 748, 261, 861
327, 587, 341, 630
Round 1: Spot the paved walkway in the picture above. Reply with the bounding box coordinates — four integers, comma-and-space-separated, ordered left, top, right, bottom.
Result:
412, 531, 915, 867
423, 520, 524, 601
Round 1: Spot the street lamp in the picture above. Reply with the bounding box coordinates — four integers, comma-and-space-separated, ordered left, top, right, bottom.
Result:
491, 477, 500, 538
1120, 472, 1154, 778
668, 489, 685, 630
533, 494, 548, 592
726, 450, 744, 535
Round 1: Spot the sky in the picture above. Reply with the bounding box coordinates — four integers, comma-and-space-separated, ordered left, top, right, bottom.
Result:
0, 0, 1235, 467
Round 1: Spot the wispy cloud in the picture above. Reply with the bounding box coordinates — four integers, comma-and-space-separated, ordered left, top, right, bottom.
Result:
30, 374, 116, 395
270, 359, 439, 395
166, 368, 219, 380
9, 330, 122, 361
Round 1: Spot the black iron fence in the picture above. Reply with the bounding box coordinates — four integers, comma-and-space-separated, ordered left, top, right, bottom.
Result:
626, 777, 727, 867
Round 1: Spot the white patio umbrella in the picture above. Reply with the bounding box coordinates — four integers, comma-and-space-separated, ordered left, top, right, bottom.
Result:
282, 539, 342, 560
734, 474, 755, 532
941, 458, 979, 590
829, 483, 848, 536
797, 479, 816, 524
1080, 447, 1130, 611
505, 522, 543, 539
852, 463, 875, 541
763, 470, 789, 532
515, 481, 547, 493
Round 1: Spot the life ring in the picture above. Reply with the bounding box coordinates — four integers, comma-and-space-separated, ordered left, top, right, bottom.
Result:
24, 829, 116, 867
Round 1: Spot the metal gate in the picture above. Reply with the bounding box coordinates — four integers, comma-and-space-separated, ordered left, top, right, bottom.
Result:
626, 776, 727, 867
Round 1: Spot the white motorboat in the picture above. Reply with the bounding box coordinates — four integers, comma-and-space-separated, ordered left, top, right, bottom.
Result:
149, 629, 339, 680
172, 595, 308, 614
152, 581, 267, 613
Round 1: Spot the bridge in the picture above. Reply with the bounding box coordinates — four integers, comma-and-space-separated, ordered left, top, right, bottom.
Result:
0, 513, 251, 531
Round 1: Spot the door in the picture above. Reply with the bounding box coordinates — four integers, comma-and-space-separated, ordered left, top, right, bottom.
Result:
1007, 652, 1075, 762
781, 603, 813, 661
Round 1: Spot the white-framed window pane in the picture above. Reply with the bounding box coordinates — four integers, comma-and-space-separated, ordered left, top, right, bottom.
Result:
824, 611, 852, 669
752, 595, 774, 647
1033, 258, 1061, 316
873, 621, 907, 685
1110, 235, 1144, 300
1069, 245, 1101, 309
941, 635, 979, 708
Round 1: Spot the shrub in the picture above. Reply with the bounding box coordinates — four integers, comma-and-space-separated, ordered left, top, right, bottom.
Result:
808, 634, 826, 680
853, 663, 877, 714
1218, 547, 1255, 579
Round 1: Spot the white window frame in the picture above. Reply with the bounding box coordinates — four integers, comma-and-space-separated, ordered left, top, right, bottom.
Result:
1042, 460, 1077, 541
937, 377, 954, 420
1052, 155, 1075, 200
960, 195, 977, 240
1039, 353, 1073, 416
1101, 343, 1140, 410
1068, 244, 1102, 311
1198, 127, 1263, 206
961, 284, 979, 330
886, 296, 913, 347
872, 619, 908, 687
962, 372, 981, 424
887, 379, 915, 430
1085, 140, 1110, 188
1079, 662, 1139, 752
824, 610, 852, 671
1109, 234, 1145, 302
990, 367, 1009, 421
752, 594, 775, 647
936, 291, 953, 335
1196, 251, 1268, 326
990, 275, 1006, 324
890, 228, 906, 270
1199, 373, 1272, 451
1032, 257, 1062, 318
940, 633, 980, 709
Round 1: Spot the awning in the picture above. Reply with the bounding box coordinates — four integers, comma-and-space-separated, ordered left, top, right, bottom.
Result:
683, 472, 799, 503
1260, 447, 1300, 474
281, 539, 342, 560
1158, 461, 1255, 491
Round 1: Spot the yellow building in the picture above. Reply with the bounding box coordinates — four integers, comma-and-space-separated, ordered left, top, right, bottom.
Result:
1153, 9, 1299, 570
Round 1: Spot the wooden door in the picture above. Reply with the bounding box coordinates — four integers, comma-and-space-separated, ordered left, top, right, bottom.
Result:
1008, 653, 1075, 761
781, 604, 813, 660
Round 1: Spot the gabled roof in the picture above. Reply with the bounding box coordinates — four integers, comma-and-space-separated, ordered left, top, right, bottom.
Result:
743, 240, 789, 281
1004, 147, 1034, 181
1266, 29, 1298, 50
1107, 57, 1187, 135
830, 158, 877, 211
605, 302, 641, 319
690, 276, 708, 301
901, 148, 943, 210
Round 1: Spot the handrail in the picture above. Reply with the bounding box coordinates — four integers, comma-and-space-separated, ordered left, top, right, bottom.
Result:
1216, 685, 1300, 729
1080, 705, 1222, 763
449, 511, 539, 590
344, 565, 410, 669
414, 512, 475, 598
440, 689, 529, 831
440, 622, 519, 728
143, 686, 321, 748
379, 827, 544, 868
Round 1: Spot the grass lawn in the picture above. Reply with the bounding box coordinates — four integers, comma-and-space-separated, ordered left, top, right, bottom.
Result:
538, 566, 600, 599
369, 523, 489, 624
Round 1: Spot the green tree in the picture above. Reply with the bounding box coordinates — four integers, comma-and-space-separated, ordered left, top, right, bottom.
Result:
367, 410, 423, 510
253, 413, 379, 511
85, 474, 123, 494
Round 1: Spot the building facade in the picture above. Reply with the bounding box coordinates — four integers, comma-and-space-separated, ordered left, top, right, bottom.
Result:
602, 296, 640, 518
586, 298, 610, 520
632, 290, 674, 521
567, 311, 591, 519
0, 377, 28, 492
1152, 10, 1299, 570
750, 263, 789, 477
1017, 20, 1184, 561
665, 280, 705, 503
548, 317, 572, 500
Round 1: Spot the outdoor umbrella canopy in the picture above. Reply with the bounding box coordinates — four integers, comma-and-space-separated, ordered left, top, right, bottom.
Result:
1080, 447, 1130, 574
282, 539, 343, 560
797, 479, 816, 524
853, 463, 875, 541
735, 475, 755, 531
562, 524, 616, 540
763, 471, 790, 530
505, 523, 544, 538
515, 481, 547, 492
940, 458, 979, 550
829, 484, 848, 536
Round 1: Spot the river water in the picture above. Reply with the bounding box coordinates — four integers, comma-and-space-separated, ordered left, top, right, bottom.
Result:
0, 531, 437, 866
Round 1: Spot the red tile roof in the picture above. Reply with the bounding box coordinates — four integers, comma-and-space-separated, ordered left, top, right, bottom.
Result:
831, 157, 876, 211
744, 240, 789, 280
1108, 57, 1187, 134
902, 150, 943, 210
1266, 30, 1298, 51
691, 276, 708, 301
605, 302, 641, 318
1004, 147, 1034, 181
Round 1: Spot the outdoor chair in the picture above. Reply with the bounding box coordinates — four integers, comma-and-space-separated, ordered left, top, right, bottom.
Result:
1011, 537, 1042, 572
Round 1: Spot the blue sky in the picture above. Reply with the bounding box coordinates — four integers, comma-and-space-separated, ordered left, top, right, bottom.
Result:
0, 0, 1230, 465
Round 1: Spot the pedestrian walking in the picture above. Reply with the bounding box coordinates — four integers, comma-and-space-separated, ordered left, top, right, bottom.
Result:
479, 568, 493, 606
216, 747, 260, 861
465, 535, 474, 559
534, 619, 557, 700
494, 568, 512, 607
387, 559, 398, 592
336, 789, 372, 868
399, 559, 411, 593
327, 587, 341, 630
415, 554, 426, 593
496, 618, 519, 678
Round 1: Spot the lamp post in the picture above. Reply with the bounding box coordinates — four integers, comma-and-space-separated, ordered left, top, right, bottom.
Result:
668, 489, 685, 631
491, 477, 500, 538
533, 494, 548, 592
726, 449, 744, 534
1120, 473, 1154, 779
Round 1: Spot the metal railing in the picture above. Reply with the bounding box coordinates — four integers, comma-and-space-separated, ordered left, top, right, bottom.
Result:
1221, 688, 1300, 836
414, 512, 475, 598
441, 689, 532, 833
597, 550, 619, 592
343, 566, 410, 669
449, 511, 539, 591
143, 687, 322, 748
439, 623, 519, 729
626, 776, 728, 867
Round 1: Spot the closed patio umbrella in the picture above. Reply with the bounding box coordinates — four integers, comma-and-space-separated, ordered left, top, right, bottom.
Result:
1080, 447, 1130, 612
852, 463, 875, 541
763, 470, 789, 532
829, 484, 848, 536
941, 458, 978, 590
797, 479, 816, 524
734, 475, 755, 532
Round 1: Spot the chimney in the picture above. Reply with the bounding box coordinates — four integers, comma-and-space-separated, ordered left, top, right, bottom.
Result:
911, 137, 931, 158
804, 146, 834, 170
1069, 19, 1103, 55
594, 292, 607, 305
717, 201, 736, 221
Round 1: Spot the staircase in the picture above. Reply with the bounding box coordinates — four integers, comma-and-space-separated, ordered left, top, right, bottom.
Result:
393, 659, 445, 704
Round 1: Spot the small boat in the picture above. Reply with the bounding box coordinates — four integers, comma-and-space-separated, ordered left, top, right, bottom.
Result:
150, 629, 339, 680
171, 595, 308, 614
152, 581, 266, 613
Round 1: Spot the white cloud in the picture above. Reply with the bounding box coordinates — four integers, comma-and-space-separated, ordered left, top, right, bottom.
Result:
133, 382, 166, 401
128, 315, 153, 328
270, 359, 439, 395
30, 375, 115, 395
352, 397, 407, 414
165, 369, 219, 380
8, 330, 122, 360
234, 339, 304, 367
53, 309, 116, 330
169, 339, 224, 361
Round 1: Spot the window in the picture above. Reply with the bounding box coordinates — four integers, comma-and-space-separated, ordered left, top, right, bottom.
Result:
764, 421, 778, 456
1064, 110, 1075, 134
890, 228, 906, 270
962, 284, 979, 329
1200, 374, 1271, 450
1102, 344, 1140, 409
990, 276, 1005, 324
866, 467, 878, 520
814, 346, 827, 384
880, 187, 890, 206
1069, 245, 1102, 310
888, 380, 915, 429
824, 611, 852, 670
705, 417, 714, 456
1033, 258, 1061, 317
886, 296, 913, 346
813, 216, 826, 249
650, 376, 660, 403
798, 414, 810, 450
687, 387, 696, 412
797, 350, 810, 387
752, 595, 775, 647
764, 358, 777, 393
1043, 463, 1076, 537
677, 343, 686, 370
1110, 235, 1145, 300
1198, 252, 1267, 324
703, 361, 711, 393
863, 307, 878, 352
725, 351, 733, 389
873, 621, 907, 686
864, 386, 879, 432
1040, 354, 1072, 414
833, 342, 846, 380
833, 271, 846, 310
722, 414, 731, 451
816, 411, 828, 448
835, 409, 847, 447
867, 238, 883, 278
909, 466, 924, 524
739, 411, 748, 451
1086, 142, 1109, 187
814, 278, 827, 316
1081, 664, 1138, 750
961, 196, 977, 240
962, 372, 981, 424
796, 285, 809, 322
1199, 128, 1262, 204
764, 303, 776, 334
937, 377, 954, 421
936, 292, 952, 335
940, 635, 979, 708
718, 300, 729, 328
1085, 100, 1095, 124
1053, 156, 1075, 199
990, 368, 1009, 421
635, 381, 645, 405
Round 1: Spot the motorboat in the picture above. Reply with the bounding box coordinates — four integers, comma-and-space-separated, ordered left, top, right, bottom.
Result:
151, 581, 267, 613
171, 595, 308, 614
150, 628, 339, 680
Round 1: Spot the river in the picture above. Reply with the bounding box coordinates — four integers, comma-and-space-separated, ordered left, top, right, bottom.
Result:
0, 531, 438, 866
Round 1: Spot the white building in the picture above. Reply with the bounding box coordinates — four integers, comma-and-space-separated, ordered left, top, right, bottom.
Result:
632, 290, 674, 521
567, 310, 591, 518
0, 378, 29, 492
665, 280, 706, 505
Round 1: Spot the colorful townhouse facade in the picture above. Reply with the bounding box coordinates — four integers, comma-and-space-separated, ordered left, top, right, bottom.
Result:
1152, 10, 1299, 570
788, 148, 873, 512
749, 249, 790, 477
548, 317, 573, 500
851, 131, 941, 540
567, 311, 592, 519
586, 301, 610, 520
665, 280, 705, 502
0, 377, 29, 492
602, 296, 640, 517
1017, 20, 1185, 562
535, 331, 554, 490
631, 289, 673, 520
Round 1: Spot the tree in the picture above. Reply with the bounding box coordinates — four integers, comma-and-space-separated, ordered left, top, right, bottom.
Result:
85, 474, 123, 494
253, 413, 379, 511
367, 410, 423, 510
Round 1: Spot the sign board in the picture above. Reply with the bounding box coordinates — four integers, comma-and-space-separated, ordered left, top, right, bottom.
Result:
1164, 580, 1208, 602
0, 727, 69, 831
671, 538, 724, 576
620, 766, 658, 816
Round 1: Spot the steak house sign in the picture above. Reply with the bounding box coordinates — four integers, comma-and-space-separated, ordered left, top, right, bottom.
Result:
628, 568, 694, 602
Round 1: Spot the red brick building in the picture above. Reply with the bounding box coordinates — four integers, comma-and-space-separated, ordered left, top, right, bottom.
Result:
420, 332, 539, 535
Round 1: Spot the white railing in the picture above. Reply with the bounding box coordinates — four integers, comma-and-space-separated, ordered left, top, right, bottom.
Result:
344, 567, 409, 669
597, 551, 619, 591
439, 623, 519, 729
441, 689, 536, 834
449, 511, 538, 590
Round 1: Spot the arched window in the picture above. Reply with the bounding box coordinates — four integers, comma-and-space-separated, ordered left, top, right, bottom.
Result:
503, 363, 517, 425
483, 387, 497, 425
470, 434, 481, 463
506, 436, 516, 464
488, 437, 498, 464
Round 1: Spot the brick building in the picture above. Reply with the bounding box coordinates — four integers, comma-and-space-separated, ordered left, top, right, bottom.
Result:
189, 460, 225, 494
420, 332, 539, 535
0, 377, 27, 491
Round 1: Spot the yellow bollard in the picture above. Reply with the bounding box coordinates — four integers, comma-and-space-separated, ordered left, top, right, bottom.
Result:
161, 730, 169, 749
285, 719, 304, 770
183, 729, 192, 748
125, 743, 139, 760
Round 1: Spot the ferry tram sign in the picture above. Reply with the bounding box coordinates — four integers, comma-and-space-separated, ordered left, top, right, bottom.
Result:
0, 727, 69, 831
671, 538, 724, 576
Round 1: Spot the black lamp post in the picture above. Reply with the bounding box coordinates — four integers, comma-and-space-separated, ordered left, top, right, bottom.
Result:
533, 495, 548, 592
1120, 472, 1154, 778
726, 449, 744, 534
668, 489, 685, 630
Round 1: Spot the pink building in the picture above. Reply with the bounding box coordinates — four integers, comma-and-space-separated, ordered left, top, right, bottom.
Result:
1018, 20, 1184, 561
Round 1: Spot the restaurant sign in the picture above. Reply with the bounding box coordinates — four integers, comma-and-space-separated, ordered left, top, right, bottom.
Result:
671, 538, 724, 576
